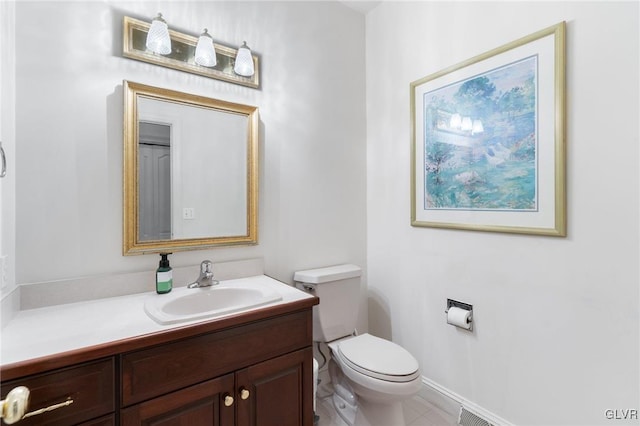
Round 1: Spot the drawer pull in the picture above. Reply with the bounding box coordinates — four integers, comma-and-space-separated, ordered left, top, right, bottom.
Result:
1, 386, 74, 424
239, 388, 250, 400
223, 395, 234, 407
22, 399, 74, 420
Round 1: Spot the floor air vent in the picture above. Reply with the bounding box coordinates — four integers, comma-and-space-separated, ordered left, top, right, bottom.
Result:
458, 407, 493, 426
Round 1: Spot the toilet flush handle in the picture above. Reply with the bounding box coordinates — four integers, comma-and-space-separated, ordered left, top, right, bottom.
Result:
295, 282, 316, 293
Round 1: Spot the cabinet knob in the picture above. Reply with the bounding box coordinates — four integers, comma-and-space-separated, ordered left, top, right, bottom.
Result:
239, 388, 250, 400
0, 386, 74, 424
223, 395, 234, 407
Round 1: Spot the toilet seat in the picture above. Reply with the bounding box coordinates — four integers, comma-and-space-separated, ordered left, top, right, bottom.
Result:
332, 334, 420, 383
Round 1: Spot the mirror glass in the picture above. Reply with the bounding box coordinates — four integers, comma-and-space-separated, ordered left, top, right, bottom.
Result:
123, 81, 258, 255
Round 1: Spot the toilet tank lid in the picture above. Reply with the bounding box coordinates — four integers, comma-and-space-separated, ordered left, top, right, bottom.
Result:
293, 264, 361, 284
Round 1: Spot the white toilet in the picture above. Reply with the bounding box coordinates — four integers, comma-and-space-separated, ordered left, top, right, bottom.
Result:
294, 264, 422, 426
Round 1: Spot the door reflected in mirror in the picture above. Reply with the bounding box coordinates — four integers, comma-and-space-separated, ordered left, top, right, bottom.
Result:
138, 122, 171, 241
123, 81, 258, 255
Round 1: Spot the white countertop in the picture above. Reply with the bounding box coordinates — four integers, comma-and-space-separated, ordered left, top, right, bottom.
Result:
1, 275, 314, 367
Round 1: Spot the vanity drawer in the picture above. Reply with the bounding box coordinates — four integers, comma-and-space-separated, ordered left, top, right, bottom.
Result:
0, 358, 115, 426
78, 414, 115, 426
121, 310, 311, 406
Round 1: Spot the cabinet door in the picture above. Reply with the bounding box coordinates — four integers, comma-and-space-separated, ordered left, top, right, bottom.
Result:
236, 348, 313, 426
120, 373, 234, 426
78, 414, 115, 426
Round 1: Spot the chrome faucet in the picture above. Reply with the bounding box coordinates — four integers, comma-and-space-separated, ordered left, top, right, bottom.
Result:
187, 260, 219, 288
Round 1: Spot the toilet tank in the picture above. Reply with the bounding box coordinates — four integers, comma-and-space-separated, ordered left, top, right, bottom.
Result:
294, 264, 362, 342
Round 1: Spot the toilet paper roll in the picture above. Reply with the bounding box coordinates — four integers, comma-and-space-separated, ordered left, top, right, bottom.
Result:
447, 306, 472, 330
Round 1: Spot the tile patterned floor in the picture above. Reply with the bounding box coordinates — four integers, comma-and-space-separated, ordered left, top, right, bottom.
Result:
315, 393, 458, 426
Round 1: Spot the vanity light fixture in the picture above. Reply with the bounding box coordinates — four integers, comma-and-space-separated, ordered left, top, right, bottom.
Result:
234, 41, 255, 77
146, 12, 253, 76
449, 112, 484, 134
124, 15, 260, 87
194, 28, 217, 67
145, 13, 171, 55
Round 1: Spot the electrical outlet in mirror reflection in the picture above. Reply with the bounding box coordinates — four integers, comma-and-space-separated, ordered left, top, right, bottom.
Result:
182, 208, 195, 220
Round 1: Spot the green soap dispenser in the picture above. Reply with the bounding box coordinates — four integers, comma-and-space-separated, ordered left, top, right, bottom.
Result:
156, 253, 173, 294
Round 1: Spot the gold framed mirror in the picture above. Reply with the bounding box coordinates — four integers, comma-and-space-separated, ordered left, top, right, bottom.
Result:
123, 81, 258, 255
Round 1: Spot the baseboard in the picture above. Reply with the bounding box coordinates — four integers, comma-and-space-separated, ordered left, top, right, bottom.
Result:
420, 376, 514, 426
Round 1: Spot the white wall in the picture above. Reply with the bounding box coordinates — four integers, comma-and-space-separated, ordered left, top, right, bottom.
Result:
11, 1, 639, 423
14, 1, 367, 329
0, 1, 16, 298
366, 2, 639, 425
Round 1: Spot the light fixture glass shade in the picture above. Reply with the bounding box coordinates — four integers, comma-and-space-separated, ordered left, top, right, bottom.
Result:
234, 41, 254, 77
146, 13, 171, 55
195, 29, 217, 67
472, 120, 484, 134
449, 113, 462, 129
461, 116, 473, 131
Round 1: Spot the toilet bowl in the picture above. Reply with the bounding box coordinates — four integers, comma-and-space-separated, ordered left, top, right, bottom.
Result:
294, 265, 422, 426
328, 334, 422, 426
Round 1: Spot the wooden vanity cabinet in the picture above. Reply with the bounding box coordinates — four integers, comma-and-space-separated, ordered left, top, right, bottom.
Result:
120, 310, 314, 426
1, 303, 316, 426
121, 348, 312, 426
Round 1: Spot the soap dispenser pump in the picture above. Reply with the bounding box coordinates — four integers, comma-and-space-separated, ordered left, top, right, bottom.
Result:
156, 253, 173, 294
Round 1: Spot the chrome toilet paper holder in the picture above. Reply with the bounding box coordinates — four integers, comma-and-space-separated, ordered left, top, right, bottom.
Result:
445, 299, 473, 331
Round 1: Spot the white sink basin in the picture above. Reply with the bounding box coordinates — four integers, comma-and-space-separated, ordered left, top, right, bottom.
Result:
144, 279, 283, 325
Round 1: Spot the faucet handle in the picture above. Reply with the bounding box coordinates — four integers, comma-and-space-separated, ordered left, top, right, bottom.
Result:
200, 260, 213, 275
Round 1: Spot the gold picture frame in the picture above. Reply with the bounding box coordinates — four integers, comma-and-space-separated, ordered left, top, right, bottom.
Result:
410, 22, 566, 236
123, 16, 260, 89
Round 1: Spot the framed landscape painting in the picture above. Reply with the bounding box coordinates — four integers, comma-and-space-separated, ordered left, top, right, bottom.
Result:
410, 22, 566, 236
